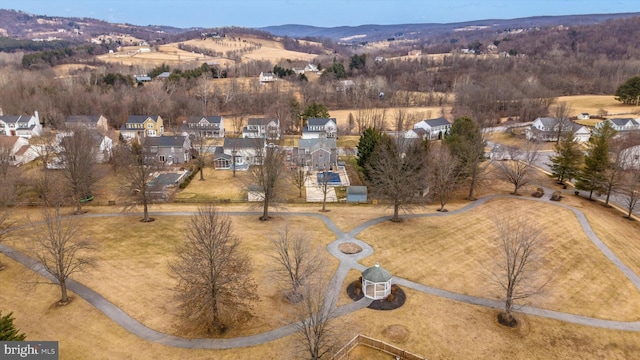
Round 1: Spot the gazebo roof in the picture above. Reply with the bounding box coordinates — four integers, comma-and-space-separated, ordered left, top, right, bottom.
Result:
362, 262, 392, 283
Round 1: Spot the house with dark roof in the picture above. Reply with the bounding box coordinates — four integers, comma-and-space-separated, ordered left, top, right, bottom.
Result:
0, 112, 43, 139
293, 138, 338, 170
120, 115, 164, 140
181, 116, 224, 138
242, 118, 280, 140
65, 115, 109, 134
413, 117, 452, 140
302, 118, 337, 139
144, 135, 190, 165
213, 138, 265, 170
596, 118, 640, 132
526, 117, 591, 142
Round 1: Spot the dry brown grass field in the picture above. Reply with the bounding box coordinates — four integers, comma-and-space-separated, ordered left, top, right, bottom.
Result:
557, 95, 640, 117
3, 186, 640, 358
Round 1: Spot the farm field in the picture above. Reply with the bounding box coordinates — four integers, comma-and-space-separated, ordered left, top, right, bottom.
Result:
557, 95, 640, 117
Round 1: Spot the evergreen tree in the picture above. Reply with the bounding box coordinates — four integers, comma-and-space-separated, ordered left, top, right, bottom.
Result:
548, 131, 583, 185
575, 122, 617, 199
356, 127, 382, 180
0, 311, 26, 341
615, 76, 640, 105
301, 102, 330, 122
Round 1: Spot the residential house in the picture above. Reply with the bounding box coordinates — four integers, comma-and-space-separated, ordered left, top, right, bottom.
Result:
403, 127, 428, 141
135, 75, 151, 83
213, 137, 265, 170
302, 118, 338, 139
259, 72, 277, 83
0, 136, 38, 166
65, 115, 109, 135
57, 130, 113, 163
577, 113, 590, 120
596, 118, 640, 133
144, 135, 191, 165
335, 79, 355, 92
293, 138, 338, 170
242, 118, 280, 140
304, 64, 320, 73
413, 117, 452, 140
0, 112, 43, 139
120, 115, 164, 140
181, 116, 225, 138
156, 71, 171, 80
525, 117, 591, 142
619, 144, 640, 169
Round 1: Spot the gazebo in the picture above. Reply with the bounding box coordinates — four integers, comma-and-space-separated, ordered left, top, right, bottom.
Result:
362, 262, 392, 300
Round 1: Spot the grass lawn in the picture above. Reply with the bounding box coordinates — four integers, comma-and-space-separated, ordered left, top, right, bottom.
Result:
358, 197, 640, 321
4, 163, 640, 358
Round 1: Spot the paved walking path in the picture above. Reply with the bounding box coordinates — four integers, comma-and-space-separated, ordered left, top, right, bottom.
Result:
3, 187, 640, 349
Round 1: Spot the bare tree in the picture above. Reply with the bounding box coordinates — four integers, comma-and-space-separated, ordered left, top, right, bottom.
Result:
269, 225, 323, 303
246, 141, 287, 221
122, 139, 160, 222
0, 141, 13, 180
291, 165, 309, 198
31, 206, 94, 304
367, 135, 429, 222
170, 205, 257, 334
30, 131, 58, 170
491, 215, 549, 327
603, 135, 637, 206
392, 108, 407, 132
493, 142, 540, 195
552, 102, 574, 144
430, 145, 460, 211
292, 277, 341, 360
58, 128, 100, 213
318, 166, 333, 212
191, 132, 212, 181
620, 167, 640, 219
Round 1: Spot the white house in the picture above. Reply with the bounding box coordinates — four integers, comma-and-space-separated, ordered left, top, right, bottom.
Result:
259, 72, 277, 83
304, 64, 320, 73
595, 118, 640, 133
620, 144, 640, 169
0, 112, 43, 139
525, 117, 591, 142
302, 118, 337, 139
577, 113, 590, 120
0, 136, 38, 166
242, 118, 280, 140
181, 116, 225, 138
413, 117, 452, 140
213, 138, 266, 170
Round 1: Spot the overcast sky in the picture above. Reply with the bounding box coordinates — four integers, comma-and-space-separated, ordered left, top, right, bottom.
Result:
3, 0, 640, 28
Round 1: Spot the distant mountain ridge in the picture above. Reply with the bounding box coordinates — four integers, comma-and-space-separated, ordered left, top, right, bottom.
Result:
261, 13, 640, 41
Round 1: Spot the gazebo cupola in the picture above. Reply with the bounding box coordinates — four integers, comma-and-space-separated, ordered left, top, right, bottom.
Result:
362, 262, 392, 300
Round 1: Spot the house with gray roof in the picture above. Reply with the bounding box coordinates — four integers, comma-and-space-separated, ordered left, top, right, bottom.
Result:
143, 135, 190, 165
213, 138, 265, 170
293, 138, 337, 170
413, 117, 452, 140
65, 115, 109, 134
596, 118, 640, 133
302, 118, 337, 139
120, 115, 164, 139
0, 112, 43, 139
181, 116, 224, 138
242, 118, 280, 140
526, 117, 591, 142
